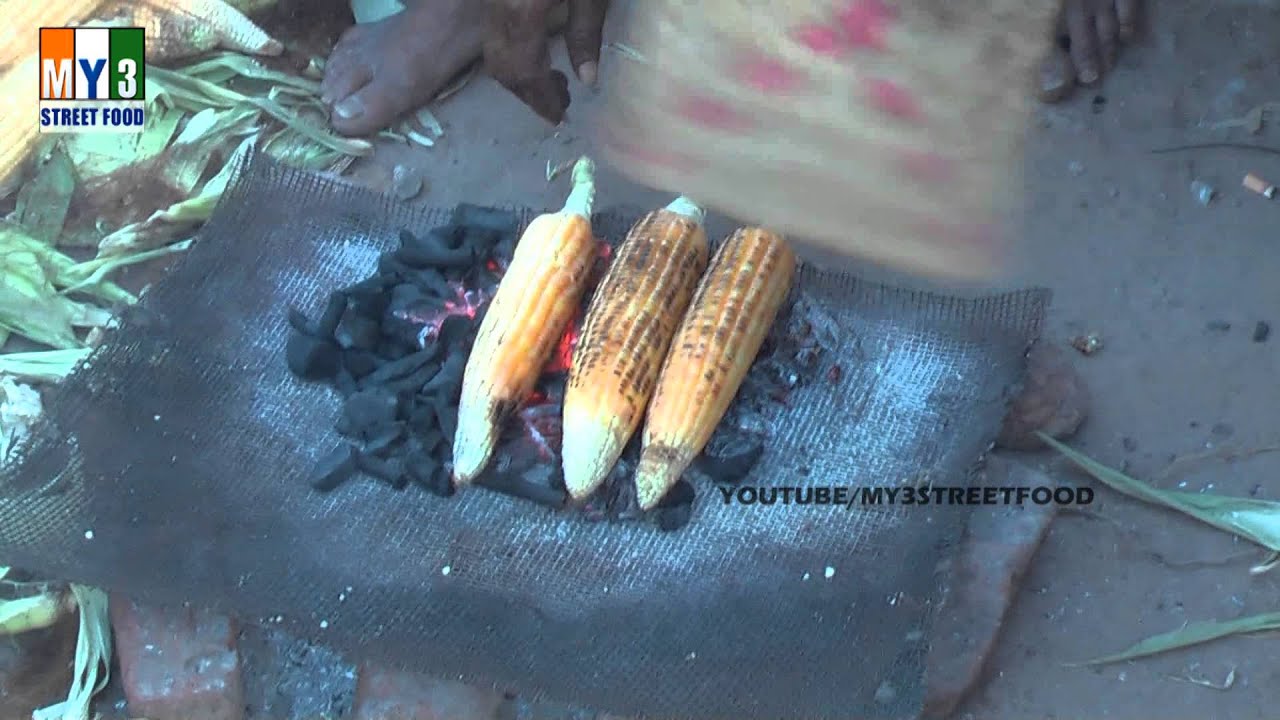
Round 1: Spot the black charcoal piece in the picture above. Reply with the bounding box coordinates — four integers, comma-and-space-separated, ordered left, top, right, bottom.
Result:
343, 349, 380, 379
316, 292, 348, 337
422, 352, 465, 395
603, 475, 642, 521
407, 267, 452, 298
692, 435, 765, 484
343, 388, 400, 431
452, 204, 519, 235
1254, 321, 1271, 343
406, 402, 438, 435
377, 252, 414, 280
398, 228, 476, 268
344, 279, 393, 318
363, 423, 404, 455
286, 331, 341, 381
432, 397, 458, 441
418, 430, 444, 455
360, 348, 438, 388
334, 411, 354, 438
436, 315, 473, 349
335, 313, 380, 351
652, 480, 696, 532
286, 307, 314, 335
476, 473, 567, 509
309, 443, 358, 491
334, 369, 358, 396
385, 360, 442, 394
357, 454, 408, 489
376, 338, 415, 361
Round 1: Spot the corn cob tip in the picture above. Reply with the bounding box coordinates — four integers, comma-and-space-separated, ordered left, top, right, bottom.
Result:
451, 420, 495, 486
560, 417, 625, 500
664, 196, 705, 225
560, 155, 597, 219
633, 444, 691, 511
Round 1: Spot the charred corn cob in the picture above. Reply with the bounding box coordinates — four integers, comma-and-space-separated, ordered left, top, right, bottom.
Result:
452, 156, 599, 484
635, 227, 795, 510
561, 196, 711, 500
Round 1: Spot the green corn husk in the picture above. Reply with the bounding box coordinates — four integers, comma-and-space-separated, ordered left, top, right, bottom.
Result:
13, 143, 76, 245
32, 585, 111, 720
0, 349, 91, 383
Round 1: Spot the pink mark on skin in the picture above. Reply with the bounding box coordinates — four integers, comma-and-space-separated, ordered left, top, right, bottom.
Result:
793, 23, 845, 56
600, 126, 695, 171
915, 218, 1001, 252
897, 149, 955, 185
675, 94, 754, 132
734, 51, 804, 94
837, 0, 897, 51
865, 77, 921, 121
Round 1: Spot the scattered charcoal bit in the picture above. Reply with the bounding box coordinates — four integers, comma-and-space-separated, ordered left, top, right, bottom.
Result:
1206, 320, 1231, 333
343, 349, 381, 379
651, 480, 696, 532
415, 431, 444, 456
316, 292, 348, 337
1254, 321, 1271, 343
603, 473, 642, 521
692, 433, 764, 484
335, 313, 380, 351
357, 454, 408, 489
309, 443, 359, 491
286, 331, 341, 381
475, 472, 567, 509
364, 423, 405, 456
343, 388, 400, 435
360, 348, 438, 388
286, 307, 314, 335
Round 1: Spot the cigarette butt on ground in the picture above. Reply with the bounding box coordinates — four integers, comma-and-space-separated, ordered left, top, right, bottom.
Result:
1242, 173, 1277, 199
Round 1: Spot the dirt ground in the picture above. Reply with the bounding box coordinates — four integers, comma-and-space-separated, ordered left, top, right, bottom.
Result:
322, 1, 1280, 717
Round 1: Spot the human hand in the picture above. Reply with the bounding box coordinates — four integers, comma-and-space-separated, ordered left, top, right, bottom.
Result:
1039, 0, 1141, 102
483, 0, 608, 124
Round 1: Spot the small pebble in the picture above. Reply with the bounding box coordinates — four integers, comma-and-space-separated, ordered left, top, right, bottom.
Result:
824, 566, 835, 579
319, 620, 329, 629
1253, 321, 1271, 343
84, 530, 94, 540
1122, 436, 1137, 452
391, 164, 424, 202
441, 565, 452, 576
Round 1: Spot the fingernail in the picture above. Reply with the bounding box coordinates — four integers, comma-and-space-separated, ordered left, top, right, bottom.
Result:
334, 95, 364, 120
1078, 67, 1099, 84
321, 92, 333, 105
577, 61, 598, 87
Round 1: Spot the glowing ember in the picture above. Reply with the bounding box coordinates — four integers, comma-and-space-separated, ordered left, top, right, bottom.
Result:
409, 281, 492, 347
517, 403, 561, 460
544, 316, 580, 374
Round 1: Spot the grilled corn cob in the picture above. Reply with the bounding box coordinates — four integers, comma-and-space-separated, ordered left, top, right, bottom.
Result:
635, 227, 795, 510
452, 156, 599, 484
561, 196, 711, 500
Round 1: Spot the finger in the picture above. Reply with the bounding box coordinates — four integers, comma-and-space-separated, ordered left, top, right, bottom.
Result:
1094, 1, 1119, 72
1115, 0, 1140, 40
321, 33, 372, 105
566, 0, 607, 86
1063, 0, 1100, 84
1037, 47, 1076, 104
483, 0, 569, 122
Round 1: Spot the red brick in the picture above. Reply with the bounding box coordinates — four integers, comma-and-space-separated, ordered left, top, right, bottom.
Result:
110, 594, 244, 720
921, 456, 1059, 719
353, 664, 508, 720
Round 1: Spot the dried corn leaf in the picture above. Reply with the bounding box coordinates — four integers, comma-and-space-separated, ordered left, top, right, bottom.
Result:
13, 143, 77, 245
1068, 611, 1280, 667
1041, 434, 1280, 553
32, 585, 111, 720
1, 223, 133, 306
0, 349, 91, 384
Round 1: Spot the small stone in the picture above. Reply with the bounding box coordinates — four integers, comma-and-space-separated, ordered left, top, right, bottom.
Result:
1253, 321, 1271, 343
1122, 436, 1137, 452
391, 165, 424, 202
824, 566, 835, 579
